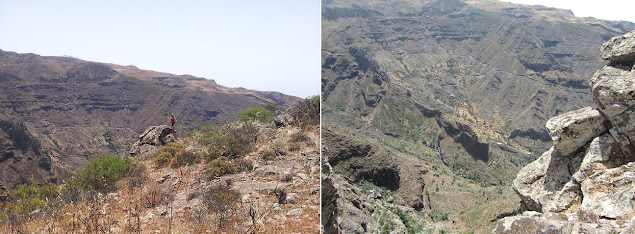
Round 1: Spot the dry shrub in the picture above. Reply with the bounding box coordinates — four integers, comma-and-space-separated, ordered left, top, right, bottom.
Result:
203, 184, 240, 229
204, 156, 236, 179
287, 142, 301, 152
273, 187, 286, 204
233, 158, 254, 173
153, 143, 197, 168
259, 149, 276, 161
222, 123, 259, 158
287, 95, 319, 128
290, 132, 310, 142
143, 183, 163, 208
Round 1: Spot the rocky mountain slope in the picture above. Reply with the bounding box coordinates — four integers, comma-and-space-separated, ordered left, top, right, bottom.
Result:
0, 50, 299, 188
321, 0, 635, 233
494, 31, 635, 234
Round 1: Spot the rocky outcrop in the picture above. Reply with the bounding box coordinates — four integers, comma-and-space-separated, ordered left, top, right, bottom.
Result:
0, 119, 67, 189
495, 31, 635, 233
129, 125, 175, 159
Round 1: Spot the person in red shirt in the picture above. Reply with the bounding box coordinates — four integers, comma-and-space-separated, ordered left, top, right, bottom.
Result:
169, 115, 176, 129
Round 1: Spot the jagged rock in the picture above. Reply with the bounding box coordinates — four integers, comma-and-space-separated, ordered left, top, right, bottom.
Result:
590, 49, 635, 158
129, 125, 175, 159
138, 125, 175, 146
545, 107, 607, 157
611, 108, 635, 156
572, 134, 625, 183
512, 147, 584, 212
600, 31, 635, 62
589, 64, 635, 119
494, 211, 627, 234
274, 113, 295, 128
322, 161, 381, 234
499, 31, 635, 233
580, 162, 635, 219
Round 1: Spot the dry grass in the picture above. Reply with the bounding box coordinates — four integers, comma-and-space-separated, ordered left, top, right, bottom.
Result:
1, 125, 320, 233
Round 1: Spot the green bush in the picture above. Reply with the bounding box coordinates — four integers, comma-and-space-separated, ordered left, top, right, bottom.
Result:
288, 95, 320, 128
73, 154, 133, 192
237, 107, 273, 123
2, 182, 59, 217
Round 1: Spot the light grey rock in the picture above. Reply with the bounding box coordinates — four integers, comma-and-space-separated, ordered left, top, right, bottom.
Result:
589, 64, 635, 119
513, 147, 583, 212
572, 134, 624, 183
499, 30, 635, 234
580, 162, 635, 219
600, 31, 635, 62
287, 208, 303, 216
611, 108, 635, 156
493, 212, 626, 234
545, 107, 607, 157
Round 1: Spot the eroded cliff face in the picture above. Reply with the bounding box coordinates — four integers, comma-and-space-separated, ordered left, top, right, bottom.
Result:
494, 31, 635, 234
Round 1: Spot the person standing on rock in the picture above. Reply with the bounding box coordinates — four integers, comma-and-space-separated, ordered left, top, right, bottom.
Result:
169, 114, 176, 130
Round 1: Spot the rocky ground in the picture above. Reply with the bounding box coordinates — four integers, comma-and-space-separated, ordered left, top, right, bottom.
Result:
494, 31, 635, 234
0, 122, 320, 233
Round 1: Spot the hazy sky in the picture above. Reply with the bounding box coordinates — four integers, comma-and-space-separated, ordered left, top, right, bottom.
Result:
0, 1, 319, 98
504, 0, 635, 23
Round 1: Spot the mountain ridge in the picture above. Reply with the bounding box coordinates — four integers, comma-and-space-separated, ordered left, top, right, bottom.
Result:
0, 49, 299, 189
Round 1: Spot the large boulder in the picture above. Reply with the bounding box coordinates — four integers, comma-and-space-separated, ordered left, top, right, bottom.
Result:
589, 64, 635, 119
600, 31, 635, 62
545, 107, 607, 157
512, 147, 584, 212
129, 125, 175, 159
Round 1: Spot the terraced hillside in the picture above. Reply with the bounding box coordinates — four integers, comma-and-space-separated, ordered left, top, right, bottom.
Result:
0, 50, 298, 188
321, 0, 635, 233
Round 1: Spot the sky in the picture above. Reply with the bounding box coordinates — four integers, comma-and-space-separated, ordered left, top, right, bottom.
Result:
0, 1, 320, 98
504, 0, 635, 23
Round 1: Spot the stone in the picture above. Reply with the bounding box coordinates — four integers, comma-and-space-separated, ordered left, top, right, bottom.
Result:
513, 145, 586, 213
130, 125, 175, 159
572, 134, 624, 183
610, 108, 635, 156
545, 107, 607, 157
497, 30, 635, 234
106, 193, 119, 201
0, 181, 7, 202
600, 31, 635, 62
286, 193, 299, 204
493, 212, 623, 234
156, 174, 171, 184
589, 64, 635, 119
286, 208, 302, 216
580, 162, 635, 219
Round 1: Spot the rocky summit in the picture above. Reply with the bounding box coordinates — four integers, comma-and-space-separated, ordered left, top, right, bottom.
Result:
494, 31, 635, 234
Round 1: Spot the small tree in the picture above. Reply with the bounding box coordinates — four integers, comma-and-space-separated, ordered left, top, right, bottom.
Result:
73, 154, 133, 192
237, 107, 273, 123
